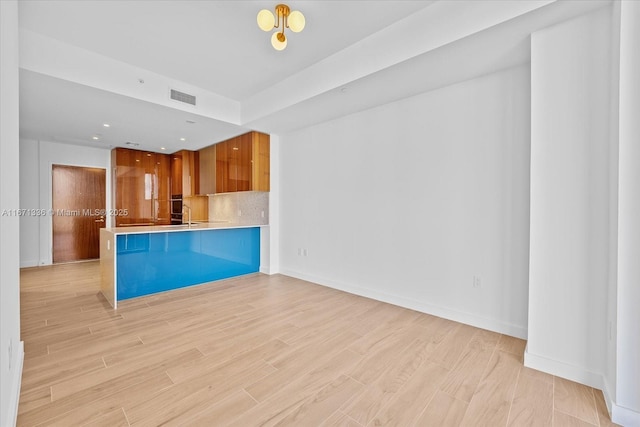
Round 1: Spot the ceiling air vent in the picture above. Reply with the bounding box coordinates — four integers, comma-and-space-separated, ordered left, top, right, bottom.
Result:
170, 89, 196, 106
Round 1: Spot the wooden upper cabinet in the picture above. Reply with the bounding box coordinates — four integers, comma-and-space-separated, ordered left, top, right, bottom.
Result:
215, 141, 230, 194
235, 133, 252, 192
214, 131, 269, 193
251, 131, 270, 192
171, 150, 199, 196
198, 144, 216, 195
170, 153, 182, 196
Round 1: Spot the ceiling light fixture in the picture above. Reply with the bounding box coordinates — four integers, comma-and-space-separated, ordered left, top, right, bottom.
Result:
103, 123, 110, 128
257, 3, 305, 51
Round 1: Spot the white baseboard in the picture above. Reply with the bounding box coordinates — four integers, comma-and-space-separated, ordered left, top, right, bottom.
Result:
523, 345, 604, 390
19, 260, 38, 268
600, 368, 640, 426
279, 269, 527, 339
611, 403, 640, 426
523, 345, 640, 424
5, 340, 24, 427
262, 266, 280, 275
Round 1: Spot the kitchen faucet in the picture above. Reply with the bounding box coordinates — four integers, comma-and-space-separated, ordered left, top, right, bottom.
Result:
183, 204, 192, 227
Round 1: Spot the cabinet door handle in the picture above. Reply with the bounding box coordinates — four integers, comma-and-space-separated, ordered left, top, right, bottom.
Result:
94, 218, 105, 223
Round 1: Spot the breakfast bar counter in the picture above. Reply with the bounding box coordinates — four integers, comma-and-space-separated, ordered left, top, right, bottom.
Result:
100, 223, 264, 308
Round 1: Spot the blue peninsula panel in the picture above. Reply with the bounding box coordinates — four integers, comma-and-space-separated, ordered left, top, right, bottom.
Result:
116, 227, 260, 300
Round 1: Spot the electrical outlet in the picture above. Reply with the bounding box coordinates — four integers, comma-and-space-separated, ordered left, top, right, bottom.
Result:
473, 275, 482, 288
303, 249, 308, 257
237, 210, 242, 217
261, 210, 265, 218
297, 248, 302, 256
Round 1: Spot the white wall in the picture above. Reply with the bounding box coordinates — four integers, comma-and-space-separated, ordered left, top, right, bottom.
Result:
615, 0, 640, 423
19, 139, 111, 267
279, 65, 531, 338
1, 2, 23, 426
527, 7, 611, 389
269, 135, 280, 274
605, 0, 621, 411
19, 139, 40, 267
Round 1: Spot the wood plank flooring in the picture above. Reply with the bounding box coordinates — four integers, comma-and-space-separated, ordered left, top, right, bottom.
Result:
18, 261, 618, 426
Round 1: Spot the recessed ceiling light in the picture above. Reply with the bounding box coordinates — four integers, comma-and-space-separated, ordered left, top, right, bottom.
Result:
160, 147, 166, 151
180, 137, 186, 141
103, 123, 110, 128
92, 136, 99, 140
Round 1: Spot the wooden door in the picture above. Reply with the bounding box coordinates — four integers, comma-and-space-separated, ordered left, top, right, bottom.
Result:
52, 165, 106, 263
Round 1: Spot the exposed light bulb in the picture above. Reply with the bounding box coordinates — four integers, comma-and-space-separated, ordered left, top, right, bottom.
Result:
271, 31, 287, 50
288, 10, 305, 33
257, 9, 275, 31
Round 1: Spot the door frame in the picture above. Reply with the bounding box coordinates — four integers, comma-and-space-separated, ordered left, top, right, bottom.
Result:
42, 161, 111, 266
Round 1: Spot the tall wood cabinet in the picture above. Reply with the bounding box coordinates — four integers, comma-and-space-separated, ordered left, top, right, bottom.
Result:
112, 148, 171, 226
170, 150, 199, 196
215, 131, 269, 193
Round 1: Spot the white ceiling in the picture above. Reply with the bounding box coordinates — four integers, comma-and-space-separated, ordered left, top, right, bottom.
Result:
18, 1, 431, 101
17, 0, 611, 153
19, 69, 249, 153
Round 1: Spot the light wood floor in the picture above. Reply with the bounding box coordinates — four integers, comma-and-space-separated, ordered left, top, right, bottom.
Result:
18, 261, 618, 427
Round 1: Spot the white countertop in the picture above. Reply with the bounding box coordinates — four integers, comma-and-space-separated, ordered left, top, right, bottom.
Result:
102, 222, 267, 235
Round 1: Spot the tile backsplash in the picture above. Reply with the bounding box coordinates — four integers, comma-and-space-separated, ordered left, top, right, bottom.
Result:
208, 191, 269, 225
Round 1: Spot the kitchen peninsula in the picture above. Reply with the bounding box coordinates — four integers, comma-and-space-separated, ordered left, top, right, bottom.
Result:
100, 223, 264, 308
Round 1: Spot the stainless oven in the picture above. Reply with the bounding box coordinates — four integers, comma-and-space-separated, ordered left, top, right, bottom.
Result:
170, 194, 183, 224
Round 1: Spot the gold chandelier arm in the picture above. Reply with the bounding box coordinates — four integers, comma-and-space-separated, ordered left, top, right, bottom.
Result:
275, 4, 290, 30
